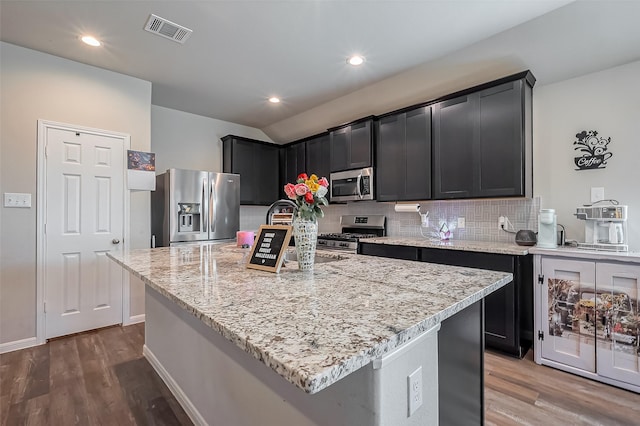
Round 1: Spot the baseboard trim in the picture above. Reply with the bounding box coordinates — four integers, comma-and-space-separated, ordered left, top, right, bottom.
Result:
124, 314, 145, 326
0, 337, 39, 354
143, 344, 207, 426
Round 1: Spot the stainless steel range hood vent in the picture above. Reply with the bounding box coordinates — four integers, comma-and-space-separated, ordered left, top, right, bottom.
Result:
144, 14, 193, 44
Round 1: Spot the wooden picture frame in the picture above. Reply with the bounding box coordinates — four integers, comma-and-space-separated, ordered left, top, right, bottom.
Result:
246, 225, 292, 273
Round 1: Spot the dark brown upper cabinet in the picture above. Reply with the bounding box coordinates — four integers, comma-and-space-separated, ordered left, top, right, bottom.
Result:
329, 117, 374, 172
432, 74, 534, 199
222, 135, 280, 205
376, 106, 432, 201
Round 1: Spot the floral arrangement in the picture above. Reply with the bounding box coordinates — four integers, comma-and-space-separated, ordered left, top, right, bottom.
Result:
284, 173, 329, 221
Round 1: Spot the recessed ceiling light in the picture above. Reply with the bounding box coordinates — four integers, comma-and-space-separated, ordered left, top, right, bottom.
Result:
81, 36, 101, 47
268, 97, 281, 104
347, 55, 365, 66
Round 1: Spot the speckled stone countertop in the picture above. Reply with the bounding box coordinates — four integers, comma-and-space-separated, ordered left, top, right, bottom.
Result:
530, 246, 640, 264
362, 236, 530, 256
108, 243, 511, 394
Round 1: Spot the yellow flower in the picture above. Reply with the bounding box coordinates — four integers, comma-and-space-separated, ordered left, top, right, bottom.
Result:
306, 180, 320, 192
310, 174, 318, 182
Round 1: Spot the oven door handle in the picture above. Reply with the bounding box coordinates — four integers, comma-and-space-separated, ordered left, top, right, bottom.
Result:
356, 173, 363, 199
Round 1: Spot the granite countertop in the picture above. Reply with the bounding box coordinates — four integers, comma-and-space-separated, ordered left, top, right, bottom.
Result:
108, 243, 511, 394
530, 246, 640, 264
362, 236, 530, 256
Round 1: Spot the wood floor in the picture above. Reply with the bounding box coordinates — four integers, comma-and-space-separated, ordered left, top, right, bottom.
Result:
0, 323, 191, 425
2, 324, 639, 425
485, 350, 640, 426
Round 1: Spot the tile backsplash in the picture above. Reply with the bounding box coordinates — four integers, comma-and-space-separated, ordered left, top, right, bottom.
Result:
241, 197, 540, 244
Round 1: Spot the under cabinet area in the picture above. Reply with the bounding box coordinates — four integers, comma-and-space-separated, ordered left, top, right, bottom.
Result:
535, 254, 640, 392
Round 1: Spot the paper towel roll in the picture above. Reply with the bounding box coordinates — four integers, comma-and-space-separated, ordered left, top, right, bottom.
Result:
394, 204, 420, 213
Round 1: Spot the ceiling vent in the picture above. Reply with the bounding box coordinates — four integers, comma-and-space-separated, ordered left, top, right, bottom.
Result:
144, 14, 193, 44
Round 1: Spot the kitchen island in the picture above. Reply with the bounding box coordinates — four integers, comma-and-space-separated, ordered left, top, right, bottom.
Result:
109, 243, 512, 426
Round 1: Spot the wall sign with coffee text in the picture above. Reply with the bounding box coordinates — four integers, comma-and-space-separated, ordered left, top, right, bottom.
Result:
573, 130, 613, 171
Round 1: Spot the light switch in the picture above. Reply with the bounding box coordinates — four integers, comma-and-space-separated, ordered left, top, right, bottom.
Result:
591, 187, 604, 203
4, 192, 32, 208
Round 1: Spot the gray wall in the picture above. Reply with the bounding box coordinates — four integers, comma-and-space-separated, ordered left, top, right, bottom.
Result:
0, 42, 152, 344
151, 105, 272, 174
533, 60, 640, 251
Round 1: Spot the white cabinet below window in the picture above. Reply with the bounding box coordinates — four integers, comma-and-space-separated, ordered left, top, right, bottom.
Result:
535, 254, 640, 393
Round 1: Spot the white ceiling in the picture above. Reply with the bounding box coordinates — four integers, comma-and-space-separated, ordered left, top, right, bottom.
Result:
1, 0, 575, 131
3, 1, 640, 142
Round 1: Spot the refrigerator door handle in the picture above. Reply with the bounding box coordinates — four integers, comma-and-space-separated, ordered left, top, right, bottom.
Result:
209, 179, 216, 233
202, 177, 208, 233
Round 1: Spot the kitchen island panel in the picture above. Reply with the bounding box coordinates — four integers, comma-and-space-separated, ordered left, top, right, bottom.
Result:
145, 285, 440, 426
110, 244, 511, 393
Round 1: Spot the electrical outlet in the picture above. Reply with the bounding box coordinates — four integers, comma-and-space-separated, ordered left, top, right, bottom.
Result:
498, 216, 505, 229
457, 217, 465, 229
407, 366, 423, 416
420, 213, 429, 228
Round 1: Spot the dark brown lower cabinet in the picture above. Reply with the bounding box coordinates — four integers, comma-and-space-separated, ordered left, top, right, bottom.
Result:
358, 242, 533, 357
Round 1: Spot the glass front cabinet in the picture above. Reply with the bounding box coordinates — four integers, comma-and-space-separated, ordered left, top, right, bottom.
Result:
534, 254, 640, 393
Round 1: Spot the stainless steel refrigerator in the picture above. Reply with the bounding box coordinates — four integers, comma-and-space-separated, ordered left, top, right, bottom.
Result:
151, 168, 240, 246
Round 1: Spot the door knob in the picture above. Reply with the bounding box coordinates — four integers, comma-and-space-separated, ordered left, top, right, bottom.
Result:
112, 238, 120, 244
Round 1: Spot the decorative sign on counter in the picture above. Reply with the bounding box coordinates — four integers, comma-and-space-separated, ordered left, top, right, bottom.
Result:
573, 130, 613, 171
247, 225, 292, 273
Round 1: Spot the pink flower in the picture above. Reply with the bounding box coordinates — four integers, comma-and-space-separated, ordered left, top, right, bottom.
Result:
304, 192, 314, 203
284, 183, 296, 199
294, 183, 309, 196
318, 177, 329, 187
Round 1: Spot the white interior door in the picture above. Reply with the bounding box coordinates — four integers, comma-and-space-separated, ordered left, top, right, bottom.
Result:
44, 127, 125, 339
541, 257, 596, 372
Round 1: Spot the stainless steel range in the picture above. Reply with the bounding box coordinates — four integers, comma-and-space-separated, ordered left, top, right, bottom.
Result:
317, 215, 386, 252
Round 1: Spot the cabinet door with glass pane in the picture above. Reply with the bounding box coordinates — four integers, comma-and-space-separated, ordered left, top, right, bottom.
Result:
541, 258, 596, 371
596, 262, 640, 387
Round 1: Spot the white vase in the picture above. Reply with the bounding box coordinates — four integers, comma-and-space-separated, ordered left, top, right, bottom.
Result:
293, 216, 318, 271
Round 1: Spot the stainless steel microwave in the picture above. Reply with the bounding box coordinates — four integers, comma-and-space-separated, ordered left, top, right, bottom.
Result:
330, 167, 374, 202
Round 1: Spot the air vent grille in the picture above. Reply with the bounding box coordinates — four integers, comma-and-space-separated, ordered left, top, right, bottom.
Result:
144, 14, 193, 44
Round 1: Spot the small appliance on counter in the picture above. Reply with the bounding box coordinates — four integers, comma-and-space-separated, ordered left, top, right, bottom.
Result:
317, 215, 386, 252
537, 209, 557, 249
575, 204, 628, 252
515, 230, 537, 246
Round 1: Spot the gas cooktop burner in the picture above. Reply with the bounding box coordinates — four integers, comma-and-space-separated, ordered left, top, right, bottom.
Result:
318, 233, 379, 242
316, 215, 386, 252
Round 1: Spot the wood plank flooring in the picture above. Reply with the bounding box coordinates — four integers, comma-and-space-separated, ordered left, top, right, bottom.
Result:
0, 324, 191, 426
2, 324, 639, 425
485, 350, 640, 426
